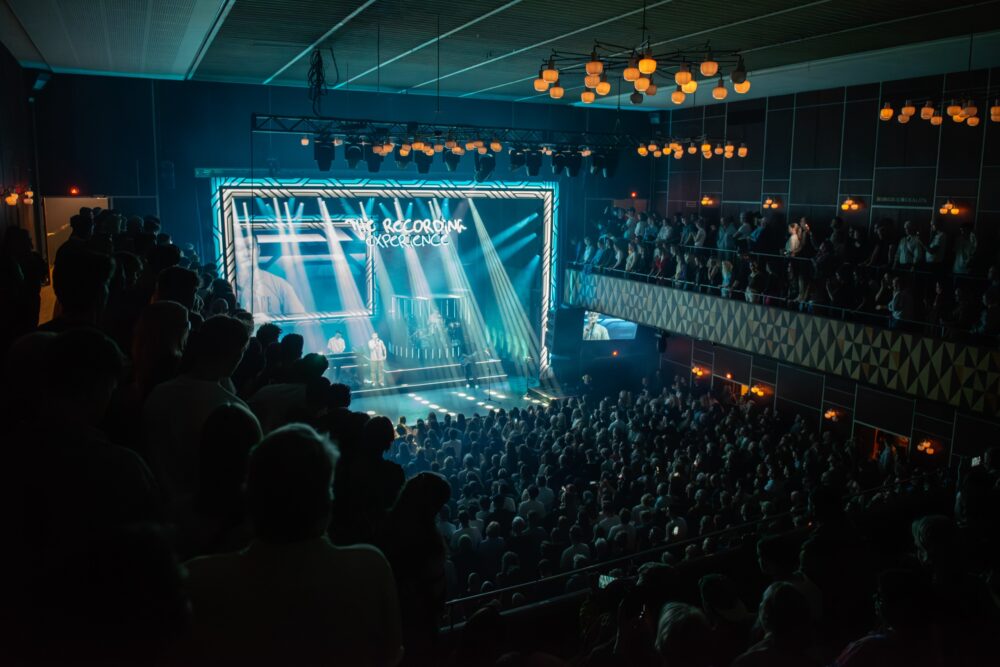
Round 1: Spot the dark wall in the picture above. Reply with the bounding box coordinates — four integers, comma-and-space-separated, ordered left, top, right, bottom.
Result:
33, 74, 653, 254
0, 42, 34, 234
663, 334, 995, 465
656, 67, 1000, 243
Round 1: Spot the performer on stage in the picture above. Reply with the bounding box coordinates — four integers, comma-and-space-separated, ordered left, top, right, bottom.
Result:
326, 331, 346, 354
326, 331, 347, 380
368, 332, 387, 386
583, 311, 610, 341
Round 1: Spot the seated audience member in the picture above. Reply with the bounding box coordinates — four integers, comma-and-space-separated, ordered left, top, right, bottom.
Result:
655, 602, 714, 667
699, 574, 755, 665
733, 581, 822, 667
184, 424, 402, 666
143, 314, 250, 500
834, 569, 940, 667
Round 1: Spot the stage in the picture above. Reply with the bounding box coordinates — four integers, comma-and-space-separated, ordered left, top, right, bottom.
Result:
349, 377, 548, 423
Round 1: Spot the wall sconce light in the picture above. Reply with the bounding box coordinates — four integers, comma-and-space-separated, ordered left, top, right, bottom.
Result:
823, 408, 839, 422
763, 196, 780, 210
939, 200, 961, 216
22, 189, 34, 206
700, 195, 716, 206
840, 197, 862, 211
69, 186, 80, 196
3, 190, 18, 206
725, 372, 733, 380
916, 439, 938, 456
691, 366, 707, 378
750, 384, 767, 397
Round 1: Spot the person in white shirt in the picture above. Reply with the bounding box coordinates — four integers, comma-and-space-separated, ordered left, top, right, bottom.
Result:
583, 311, 610, 340
925, 219, 947, 269
536, 477, 556, 512
607, 509, 637, 551
451, 510, 482, 550
236, 238, 306, 316
517, 486, 546, 519
368, 332, 387, 386
895, 220, 924, 269
596, 502, 621, 535
143, 315, 250, 500
327, 331, 346, 354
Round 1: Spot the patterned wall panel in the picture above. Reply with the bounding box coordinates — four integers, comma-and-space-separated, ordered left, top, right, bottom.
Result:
565, 269, 1000, 417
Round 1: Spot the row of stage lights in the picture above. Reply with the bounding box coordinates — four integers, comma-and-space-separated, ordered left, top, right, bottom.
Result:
636, 138, 748, 159
299, 135, 620, 179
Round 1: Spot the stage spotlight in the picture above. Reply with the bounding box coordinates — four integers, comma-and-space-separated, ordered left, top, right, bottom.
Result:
509, 147, 526, 173
313, 141, 334, 171
345, 143, 363, 169
395, 147, 413, 169
589, 153, 605, 175
415, 150, 434, 174
564, 153, 583, 177
602, 151, 620, 178
525, 151, 542, 177
443, 150, 461, 172
551, 152, 566, 175
474, 151, 496, 182
365, 149, 384, 173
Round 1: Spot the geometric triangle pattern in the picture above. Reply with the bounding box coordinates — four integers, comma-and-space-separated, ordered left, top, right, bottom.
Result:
566, 269, 1000, 417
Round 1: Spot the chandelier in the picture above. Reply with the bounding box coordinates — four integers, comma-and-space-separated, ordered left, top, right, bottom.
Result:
533, 35, 749, 105
636, 136, 748, 160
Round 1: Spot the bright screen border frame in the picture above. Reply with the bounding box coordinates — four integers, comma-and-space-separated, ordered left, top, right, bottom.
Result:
211, 177, 559, 372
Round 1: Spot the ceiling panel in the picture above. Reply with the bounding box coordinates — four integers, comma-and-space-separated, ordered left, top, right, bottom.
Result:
3, 0, 999, 108
5, 0, 228, 77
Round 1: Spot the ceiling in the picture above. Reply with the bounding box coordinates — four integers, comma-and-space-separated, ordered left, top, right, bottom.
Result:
4, 0, 1000, 110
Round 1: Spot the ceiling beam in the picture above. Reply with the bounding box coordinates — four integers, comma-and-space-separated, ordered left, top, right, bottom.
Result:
263, 0, 378, 85
404, 0, 676, 92
185, 0, 237, 80
333, 0, 524, 90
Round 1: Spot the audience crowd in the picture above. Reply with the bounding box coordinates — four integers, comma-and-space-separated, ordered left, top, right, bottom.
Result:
0, 207, 997, 666
575, 207, 1000, 344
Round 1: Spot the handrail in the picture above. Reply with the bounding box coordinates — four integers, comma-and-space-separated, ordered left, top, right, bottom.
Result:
583, 237, 991, 286
441, 470, 946, 626
567, 262, 996, 345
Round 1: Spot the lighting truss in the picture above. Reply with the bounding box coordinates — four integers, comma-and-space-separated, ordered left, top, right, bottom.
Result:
543, 40, 743, 80
251, 112, 640, 155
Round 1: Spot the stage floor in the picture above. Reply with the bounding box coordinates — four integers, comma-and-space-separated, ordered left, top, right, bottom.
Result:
349, 377, 546, 422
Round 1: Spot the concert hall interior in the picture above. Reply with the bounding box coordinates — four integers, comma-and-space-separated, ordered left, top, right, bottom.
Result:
3, 1, 1000, 665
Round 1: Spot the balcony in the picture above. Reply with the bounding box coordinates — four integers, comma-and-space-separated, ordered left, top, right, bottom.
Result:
563, 267, 1000, 417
